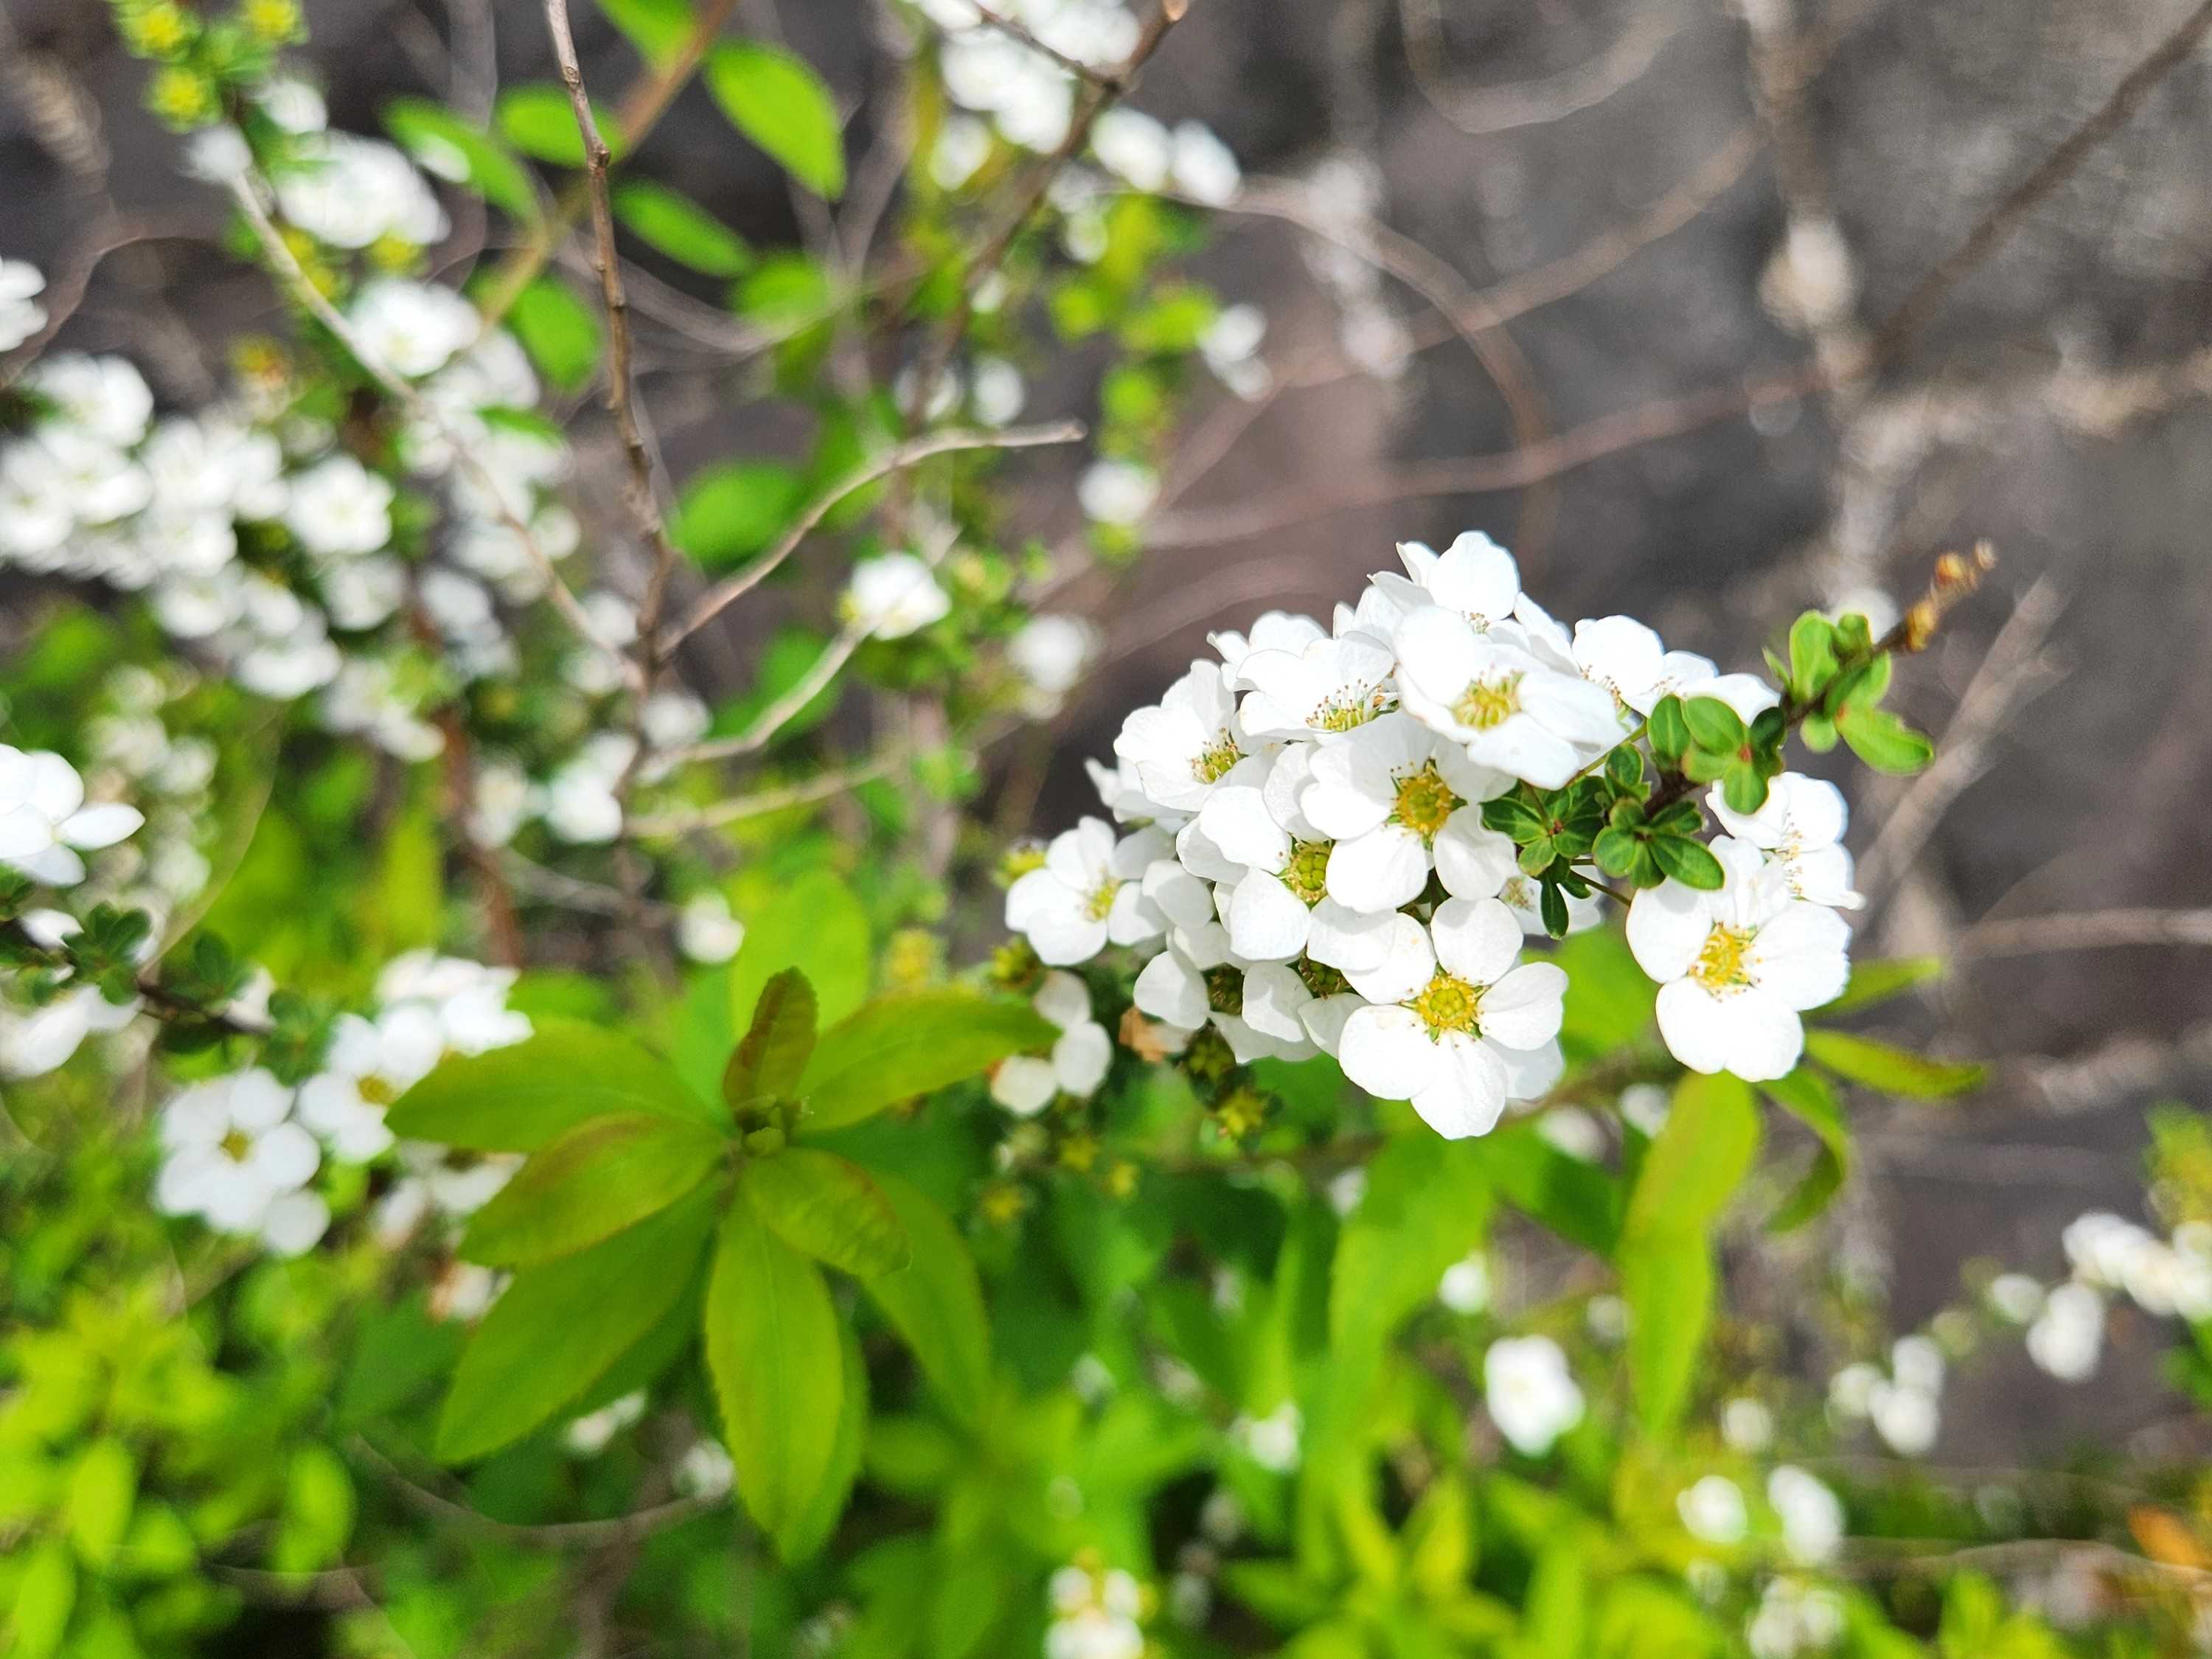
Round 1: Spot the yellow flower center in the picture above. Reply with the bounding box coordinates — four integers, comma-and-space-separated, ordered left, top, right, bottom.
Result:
219, 1129, 253, 1162
357, 1074, 400, 1108
1391, 761, 1464, 844
1284, 841, 1332, 905
1691, 923, 1758, 994
1311, 687, 1389, 732
1451, 672, 1523, 731
1083, 878, 1121, 922
1194, 731, 1242, 783
1411, 970, 1483, 1039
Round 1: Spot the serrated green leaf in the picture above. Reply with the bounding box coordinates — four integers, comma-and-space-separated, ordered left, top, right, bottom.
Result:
612, 180, 752, 275
1681, 695, 1747, 754
460, 1112, 725, 1267
741, 1147, 910, 1277
706, 1194, 844, 1556
703, 41, 846, 199
388, 1018, 724, 1151
1649, 835, 1724, 890
729, 868, 870, 1037
1804, 1029, 1985, 1098
858, 1170, 990, 1424
726, 967, 818, 1107
509, 276, 602, 391
383, 99, 540, 220
436, 1189, 717, 1461
799, 992, 1057, 1132
1817, 956, 1944, 1015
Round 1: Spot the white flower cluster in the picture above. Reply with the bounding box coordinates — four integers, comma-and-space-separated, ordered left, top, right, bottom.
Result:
1828, 1332, 1945, 1455
1004, 532, 1864, 1136
0, 258, 46, 351
990, 969, 1111, 1114
1044, 1561, 1147, 1659
1483, 1333, 1585, 1455
153, 950, 530, 1258
1746, 1576, 1844, 1659
1986, 1211, 2212, 1383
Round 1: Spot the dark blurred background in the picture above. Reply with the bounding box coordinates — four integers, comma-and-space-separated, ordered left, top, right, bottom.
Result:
6, 0, 2211, 1467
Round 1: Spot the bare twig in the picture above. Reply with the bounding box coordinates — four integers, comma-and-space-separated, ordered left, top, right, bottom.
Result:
967, 3, 1124, 88
663, 420, 1085, 650
1958, 908, 2212, 959
625, 751, 905, 836
1397, 0, 1686, 135
226, 173, 625, 674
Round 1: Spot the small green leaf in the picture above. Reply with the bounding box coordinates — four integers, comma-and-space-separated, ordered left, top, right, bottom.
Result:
64, 1439, 136, 1569
1836, 703, 1935, 773
389, 1018, 724, 1151
1624, 1071, 1761, 1244
460, 1112, 726, 1267
1622, 1237, 1714, 1440
271, 1445, 355, 1575
495, 83, 626, 167
726, 967, 818, 1107
1760, 1067, 1850, 1231
509, 276, 602, 391
1481, 796, 1547, 842
612, 181, 753, 275
858, 1170, 991, 1425
1649, 835, 1724, 891
1516, 835, 1556, 877
596, 0, 693, 63
1804, 1029, 1985, 1098
671, 459, 803, 571
1681, 695, 1747, 754
706, 1194, 845, 1556
1817, 956, 1944, 1015
1481, 1122, 1623, 1255
9, 1537, 75, 1659
1647, 695, 1689, 762
1721, 759, 1769, 815
799, 992, 1057, 1133
1591, 827, 1641, 877
1539, 880, 1570, 939
437, 1189, 717, 1461
703, 41, 847, 199
383, 98, 540, 220
741, 1147, 910, 1277
1788, 611, 1839, 700
729, 868, 870, 1035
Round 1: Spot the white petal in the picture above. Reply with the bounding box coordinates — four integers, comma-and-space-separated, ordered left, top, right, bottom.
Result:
0, 803, 55, 858
1411, 1034, 1509, 1138
1105, 879, 1166, 947
1052, 1022, 1112, 1096
1343, 914, 1433, 1004
23, 752, 84, 821
1715, 986, 1805, 1080
1479, 962, 1568, 1050
1227, 872, 1310, 962
1429, 897, 1521, 985
1307, 900, 1399, 974
250, 1120, 321, 1189
1026, 903, 1110, 966
1495, 1038, 1565, 1101
13, 843, 84, 885
1627, 882, 1713, 982
227, 1068, 294, 1131
1004, 866, 1063, 933
260, 1191, 331, 1256
1239, 963, 1311, 1043
1033, 970, 1092, 1031
1133, 950, 1209, 1029
1197, 783, 1290, 873
1433, 810, 1515, 899
991, 1054, 1058, 1115
1299, 992, 1361, 1054
1749, 902, 1852, 1008
58, 802, 143, 849
1464, 717, 1582, 790
1324, 824, 1428, 914
1339, 1004, 1440, 1099
1300, 742, 1393, 838
1654, 980, 1738, 1075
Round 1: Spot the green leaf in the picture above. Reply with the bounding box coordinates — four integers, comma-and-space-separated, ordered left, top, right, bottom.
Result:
596, 0, 693, 63
1330, 1136, 1492, 1377
271, 1444, 355, 1575
671, 459, 802, 570
728, 867, 870, 1036
741, 1147, 911, 1277
1592, 826, 1641, 877
858, 1170, 990, 1425
388, 1018, 725, 1151
726, 967, 818, 1107
799, 992, 1057, 1133
1721, 759, 1769, 815
1836, 703, 1934, 773
1647, 695, 1689, 762
1760, 1068, 1850, 1231
1624, 1072, 1761, 1244
460, 1112, 726, 1267
706, 1194, 845, 1556
1681, 695, 1747, 754
1649, 835, 1723, 890
612, 181, 753, 275
509, 276, 602, 391
715, 626, 842, 740
495, 83, 627, 167
1481, 1123, 1622, 1256
64, 1439, 136, 1569
1788, 611, 1839, 700
1817, 955, 1944, 1015
437, 1189, 717, 1461
8, 1537, 75, 1659
1622, 1237, 1714, 1440
1481, 795, 1547, 843
780, 1318, 869, 1561
1804, 1029, 1985, 1098
383, 98, 539, 220
703, 41, 847, 199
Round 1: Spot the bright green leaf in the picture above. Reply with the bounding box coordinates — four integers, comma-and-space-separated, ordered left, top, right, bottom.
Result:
437, 1189, 717, 1461
383, 98, 540, 220
703, 41, 846, 199
1624, 1071, 1761, 1244
741, 1147, 911, 1277
726, 967, 818, 1107
388, 1018, 725, 1151
858, 1170, 990, 1425
799, 992, 1057, 1133
1681, 695, 1747, 753
64, 1439, 136, 1569
8, 1537, 75, 1659
671, 460, 802, 570
1481, 1122, 1623, 1256
612, 180, 752, 275
1649, 835, 1724, 891
779, 1318, 869, 1561
1836, 703, 1934, 773
495, 83, 626, 167
728, 868, 870, 1037
1624, 1236, 1715, 1439
509, 277, 602, 391
706, 1194, 845, 1556
460, 1112, 726, 1267
1761, 1067, 1851, 1231
596, 0, 693, 63
1804, 1029, 1986, 1098
1818, 956, 1944, 1015
271, 1444, 355, 1575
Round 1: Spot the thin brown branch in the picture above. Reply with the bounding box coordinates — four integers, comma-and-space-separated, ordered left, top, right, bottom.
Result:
625, 751, 905, 836
1397, 0, 1685, 136
1958, 908, 2212, 959
967, 3, 1124, 88
352, 1435, 713, 1548
663, 419, 1085, 650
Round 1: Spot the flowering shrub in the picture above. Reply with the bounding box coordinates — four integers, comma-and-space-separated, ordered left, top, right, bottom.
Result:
1, 2, 2208, 1658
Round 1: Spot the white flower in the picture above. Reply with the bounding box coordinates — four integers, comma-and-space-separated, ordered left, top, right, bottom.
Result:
1627, 837, 1850, 1080
1133, 938, 1312, 1065
1234, 630, 1395, 742
1747, 1578, 1844, 1659
0, 985, 141, 1078
350, 279, 481, 378
1370, 531, 1521, 628
1078, 458, 1158, 526
1394, 608, 1622, 787
1709, 773, 1863, 909
563, 1391, 646, 1456
930, 114, 993, 189
1297, 713, 1514, 913
25, 428, 151, 524
991, 970, 1112, 1113
2025, 1281, 2104, 1382
0, 259, 46, 350
1007, 613, 1099, 711
1865, 1379, 1938, 1455
274, 132, 448, 250
844, 551, 951, 639
1200, 303, 1268, 398
1891, 1333, 1944, 1393
1677, 1475, 1748, 1545
154, 1069, 322, 1242
1437, 1252, 1490, 1314
1335, 898, 1565, 1139
1719, 1395, 1773, 1453
284, 455, 394, 557
676, 1439, 736, 1499
262, 77, 328, 133
1171, 119, 1241, 205
1113, 661, 1248, 815
678, 891, 746, 964
1568, 615, 1719, 717
1483, 1335, 1584, 1455
1006, 818, 1168, 964
2062, 1209, 2154, 1290
969, 353, 1026, 425
298, 1006, 448, 1162
375, 949, 531, 1055
1230, 1401, 1302, 1472
25, 354, 154, 446
1209, 609, 1325, 676
1091, 107, 1173, 190
0, 745, 144, 885
1768, 1466, 1844, 1565
1986, 1272, 2045, 1324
